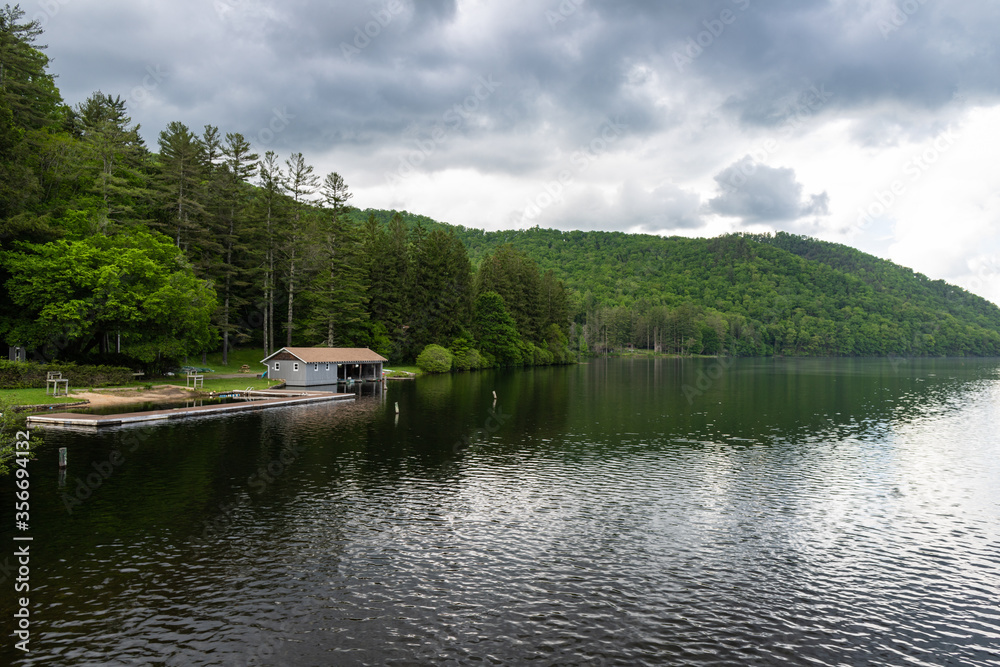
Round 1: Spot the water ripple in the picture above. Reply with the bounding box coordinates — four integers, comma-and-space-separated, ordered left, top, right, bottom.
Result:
4, 361, 1000, 665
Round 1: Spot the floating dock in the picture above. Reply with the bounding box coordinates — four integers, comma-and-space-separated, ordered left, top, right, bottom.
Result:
26, 389, 355, 430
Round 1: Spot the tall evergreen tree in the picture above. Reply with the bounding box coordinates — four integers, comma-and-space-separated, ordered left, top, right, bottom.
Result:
256, 150, 283, 355
217, 131, 258, 364
476, 244, 544, 343
303, 171, 365, 347
407, 228, 472, 355
539, 268, 570, 333
0, 5, 61, 219
76, 92, 149, 231
281, 152, 318, 346
195, 124, 225, 255
156, 121, 204, 246
184, 124, 227, 362
0, 5, 59, 129
473, 291, 521, 366
362, 212, 407, 333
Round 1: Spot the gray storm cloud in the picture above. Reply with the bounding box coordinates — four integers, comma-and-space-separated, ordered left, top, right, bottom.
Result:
35, 0, 1000, 233
708, 157, 830, 224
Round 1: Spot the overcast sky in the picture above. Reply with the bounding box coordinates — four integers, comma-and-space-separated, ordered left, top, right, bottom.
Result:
35, 0, 1000, 302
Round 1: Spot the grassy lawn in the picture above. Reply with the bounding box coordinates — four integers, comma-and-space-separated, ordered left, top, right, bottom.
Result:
0, 387, 86, 407
384, 365, 422, 377
182, 347, 269, 374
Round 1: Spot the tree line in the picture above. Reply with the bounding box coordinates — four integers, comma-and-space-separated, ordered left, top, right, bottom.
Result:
0, 6, 572, 370
445, 224, 1000, 357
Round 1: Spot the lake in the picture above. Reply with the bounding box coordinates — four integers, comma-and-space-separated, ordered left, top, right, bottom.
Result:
2, 358, 999, 665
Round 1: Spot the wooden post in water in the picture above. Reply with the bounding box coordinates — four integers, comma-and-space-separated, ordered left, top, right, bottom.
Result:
395, 402, 400, 414
58, 447, 67, 469
492, 391, 497, 400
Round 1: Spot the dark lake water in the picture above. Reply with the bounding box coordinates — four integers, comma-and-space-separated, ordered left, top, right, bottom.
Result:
2, 358, 999, 666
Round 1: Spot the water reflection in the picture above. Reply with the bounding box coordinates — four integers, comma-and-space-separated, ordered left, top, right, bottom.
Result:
2, 358, 999, 666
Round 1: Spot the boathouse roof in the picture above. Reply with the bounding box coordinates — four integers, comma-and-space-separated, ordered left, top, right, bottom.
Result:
261, 347, 388, 364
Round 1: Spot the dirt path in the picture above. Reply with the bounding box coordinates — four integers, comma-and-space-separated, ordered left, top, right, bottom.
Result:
70, 385, 199, 409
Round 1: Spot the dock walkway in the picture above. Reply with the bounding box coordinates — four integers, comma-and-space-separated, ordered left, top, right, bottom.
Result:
27, 389, 354, 430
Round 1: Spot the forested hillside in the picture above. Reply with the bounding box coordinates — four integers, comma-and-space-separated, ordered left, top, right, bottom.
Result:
406, 220, 1000, 357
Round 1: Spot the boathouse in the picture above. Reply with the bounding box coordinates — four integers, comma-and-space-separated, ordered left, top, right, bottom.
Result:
260, 347, 387, 387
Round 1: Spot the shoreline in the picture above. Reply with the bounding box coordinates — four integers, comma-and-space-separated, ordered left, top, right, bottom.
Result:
15, 385, 219, 412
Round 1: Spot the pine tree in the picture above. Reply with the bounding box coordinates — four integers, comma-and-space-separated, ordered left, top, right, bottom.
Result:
76, 92, 149, 231
281, 152, 319, 346
183, 124, 227, 362
360, 212, 397, 330
156, 121, 204, 246
0, 5, 62, 219
195, 124, 224, 259
217, 132, 258, 364
0, 6, 59, 130
303, 171, 365, 347
473, 291, 522, 366
476, 244, 544, 343
407, 228, 472, 355
256, 150, 283, 355
540, 269, 569, 332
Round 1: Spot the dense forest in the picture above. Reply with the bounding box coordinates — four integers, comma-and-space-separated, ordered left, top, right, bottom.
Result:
436, 223, 1000, 357
0, 6, 570, 372
3, 5, 1000, 372
340, 209, 1000, 357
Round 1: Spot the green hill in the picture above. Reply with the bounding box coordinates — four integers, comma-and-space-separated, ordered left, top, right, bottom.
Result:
352, 210, 1000, 357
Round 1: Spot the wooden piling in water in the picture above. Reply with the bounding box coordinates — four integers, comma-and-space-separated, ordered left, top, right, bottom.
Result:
58, 447, 67, 469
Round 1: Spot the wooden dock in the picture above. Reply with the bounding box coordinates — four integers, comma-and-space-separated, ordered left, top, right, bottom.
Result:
26, 389, 355, 430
